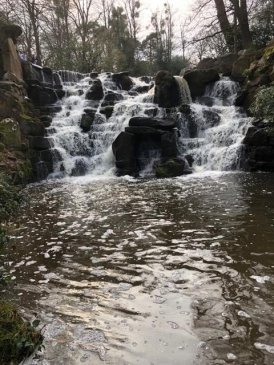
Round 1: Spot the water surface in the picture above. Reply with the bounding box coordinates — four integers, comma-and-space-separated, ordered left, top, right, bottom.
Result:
4, 172, 274, 364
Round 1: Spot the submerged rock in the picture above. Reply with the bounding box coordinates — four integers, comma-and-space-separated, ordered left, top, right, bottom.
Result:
154, 158, 191, 178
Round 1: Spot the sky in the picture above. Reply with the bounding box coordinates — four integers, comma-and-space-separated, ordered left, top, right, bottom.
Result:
138, 0, 194, 39
143, 0, 193, 14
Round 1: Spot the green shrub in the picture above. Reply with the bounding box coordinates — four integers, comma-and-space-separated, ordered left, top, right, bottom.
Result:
250, 86, 274, 122
0, 173, 21, 223
0, 301, 43, 364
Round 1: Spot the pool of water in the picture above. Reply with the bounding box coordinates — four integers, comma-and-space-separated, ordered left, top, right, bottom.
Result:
3, 172, 274, 364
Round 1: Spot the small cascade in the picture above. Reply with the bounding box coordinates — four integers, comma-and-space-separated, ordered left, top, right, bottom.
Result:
47, 73, 160, 177
179, 77, 251, 171
174, 76, 192, 104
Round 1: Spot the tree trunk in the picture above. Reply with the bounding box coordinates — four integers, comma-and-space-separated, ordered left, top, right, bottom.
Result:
214, 0, 234, 51
238, 0, 253, 48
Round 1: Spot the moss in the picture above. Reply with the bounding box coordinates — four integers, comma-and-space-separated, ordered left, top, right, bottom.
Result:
263, 46, 274, 60
250, 85, 274, 122
20, 113, 33, 121
0, 301, 43, 365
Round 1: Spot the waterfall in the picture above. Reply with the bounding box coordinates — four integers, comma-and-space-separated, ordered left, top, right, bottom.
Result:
46, 74, 251, 178
47, 73, 161, 178
179, 77, 251, 171
174, 76, 192, 104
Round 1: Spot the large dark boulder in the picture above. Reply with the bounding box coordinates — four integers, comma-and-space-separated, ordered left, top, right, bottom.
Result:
28, 85, 58, 106
125, 126, 165, 135
112, 131, 137, 176
112, 72, 133, 91
161, 131, 178, 159
129, 117, 176, 130
86, 79, 104, 100
184, 69, 220, 98
154, 70, 181, 108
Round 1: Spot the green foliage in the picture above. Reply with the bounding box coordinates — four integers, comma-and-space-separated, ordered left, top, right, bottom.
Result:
0, 173, 21, 223
250, 86, 274, 122
0, 301, 43, 365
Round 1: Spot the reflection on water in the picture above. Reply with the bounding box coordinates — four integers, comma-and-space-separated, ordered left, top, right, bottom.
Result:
3, 173, 274, 364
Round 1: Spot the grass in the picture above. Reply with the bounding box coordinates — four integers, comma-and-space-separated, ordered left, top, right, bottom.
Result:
0, 301, 43, 364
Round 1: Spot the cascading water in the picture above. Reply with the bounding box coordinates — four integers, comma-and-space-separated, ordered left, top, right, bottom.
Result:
47, 72, 161, 177
179, 77, 252, 171
47, 73, 251, 178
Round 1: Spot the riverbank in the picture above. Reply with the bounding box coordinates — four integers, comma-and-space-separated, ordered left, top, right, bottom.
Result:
0, 173, 42, 364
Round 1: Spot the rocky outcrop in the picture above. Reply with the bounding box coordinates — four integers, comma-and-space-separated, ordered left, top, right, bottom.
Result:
112, 72, 133, 91
0, 24, 23, 82
197, 54, 238, 76
112, 116, 191, 177
243, 120, 274, 171
184, 69, 220, 98
153, 71, 191, 108
86, 79, 104, 100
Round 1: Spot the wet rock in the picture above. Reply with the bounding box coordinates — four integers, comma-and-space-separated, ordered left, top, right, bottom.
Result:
161, 131, 179, 159
56, 89, 66, 99
90, 72, 99, 78
101, 91, 123, 107
132, 85, 151, 94
125, 126, 165, 135
112, 131, 137, 176
100, 106, 114, 119
202, 109, 221, 128
154, 70, 181, 108
112, 72, 133, 91
28, 136, 53, 150
86, 79, 104, 100
154, 157, 190, 178
184, 69, 220, 98
40, 115, 52, 127
80, 112, 95, 132
28, 85, 58, 106
71, 159, 88, 176
197, 96, 214, 107
129, 117, 176, 130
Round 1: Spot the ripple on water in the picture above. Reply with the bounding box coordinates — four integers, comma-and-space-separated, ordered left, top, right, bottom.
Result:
4, 173, 274, 364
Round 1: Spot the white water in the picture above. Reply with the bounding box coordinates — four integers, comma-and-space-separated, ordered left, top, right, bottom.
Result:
179, 78, 251, 171
47, 74, 251, 178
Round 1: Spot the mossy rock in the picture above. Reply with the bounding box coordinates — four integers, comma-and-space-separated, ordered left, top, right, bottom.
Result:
0, 301, 43, 365
263, 46, 274, 61
0, 118, 21, 148
154, 158, 189, 178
